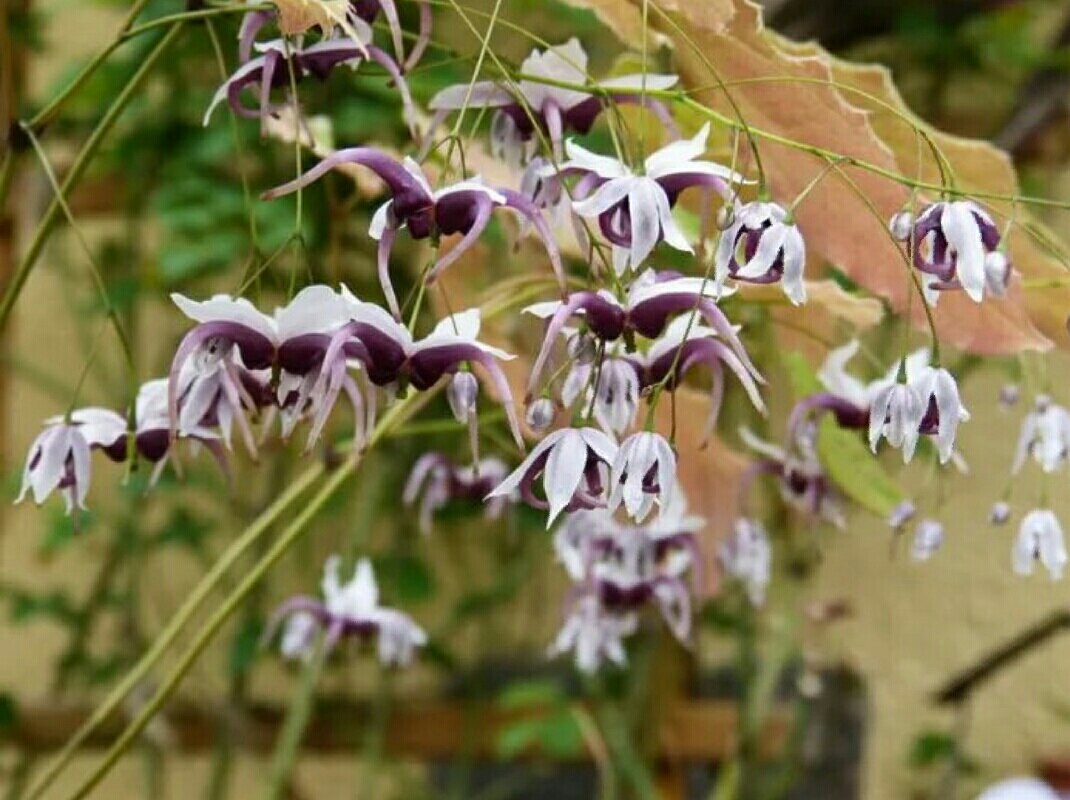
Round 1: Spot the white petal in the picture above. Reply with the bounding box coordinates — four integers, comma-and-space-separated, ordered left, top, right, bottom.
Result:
941, 202, 986, 302
275, 284, 347, 340
562, 140, 630, 179
735, 224, 787, 280
369, 200, 393, 240
544, 430, 589, 525
571, 178, 632, 218
428, 81, 513, 110
627, 178, 666, 268
644, 122, 710, 176
171, 293, 277, 342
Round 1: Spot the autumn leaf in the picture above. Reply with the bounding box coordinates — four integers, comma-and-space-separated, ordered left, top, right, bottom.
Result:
562, 0, 1070, 354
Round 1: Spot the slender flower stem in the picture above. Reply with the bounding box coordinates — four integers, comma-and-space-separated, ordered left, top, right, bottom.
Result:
0, 23, 185, 337
264, 635, 329, 800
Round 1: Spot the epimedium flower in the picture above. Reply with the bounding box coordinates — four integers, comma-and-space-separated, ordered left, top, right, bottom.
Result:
896, 200, 1006, 303
524, 268, 757, 401
548, 593, 637, 674
315, 297, 525, 448
1012, 395, 1070, 474
559, 340, 640, 437
714, 201, 807, 305
269, 555, 428, 666
487, 426, 617, 526
608, 431, 677, 522
1013, 509, 1067, 581
16, 409, 127, 515
262, 151, 564, 319
555, 123, 747, 273
426, 38, 678, 165
719, 518, 771, 607
238, 0, 432, 72
204, 38, 416, 136
638, 314, 767, 437
402, 453, 512, 534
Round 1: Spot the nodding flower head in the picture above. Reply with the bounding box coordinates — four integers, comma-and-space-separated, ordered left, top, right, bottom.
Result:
205, 36, 417, 136
719, 518, 772, 607
714, 201, 807, 305
549, 593, 637, 674
1013, 509, 1067, 581
270, 556, 427, 666
263, 151, 563, 318
1013, 395, 1070, 474
559, 123, 747, 274
427, 38, 678, 165
487, 426, 617, 527
403, 453, 512, 534
560, 342, 640, 437
906, 200, 1005, 303
608, 431, 677, 523
16, 409, 127, 515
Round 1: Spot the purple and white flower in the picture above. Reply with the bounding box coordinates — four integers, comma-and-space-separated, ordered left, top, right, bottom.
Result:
556, 124, 747, 273
403, 453, 512, 534
427, 38, 677, 165
608, 431, 677, 522
263, 151, 564, 318
905, 200, 1006, 303
487, 426, 617, 526
270, 556, 427, 666
719, 518, 771, 607
559, 341, 640, 437
204, 37, 416, 135
16, 409, 127, 514
1013, 509, 1067, 581
524, 269, 756, 400
1013, 395, 1070, 474
714, 201, 807, 305
548, 594, 637, 673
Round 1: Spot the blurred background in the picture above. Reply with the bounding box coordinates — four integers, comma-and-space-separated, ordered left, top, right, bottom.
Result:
4, 1, 1070, 798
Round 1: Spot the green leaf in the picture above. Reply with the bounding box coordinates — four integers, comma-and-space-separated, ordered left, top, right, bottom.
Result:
229, 617, 264, 678
374, 554, 435, 604
539, 711, 583, 758
782, 353, 905, 518
498, 679, 564, 710
0, 693, 18, 733
495, 718, 545, 760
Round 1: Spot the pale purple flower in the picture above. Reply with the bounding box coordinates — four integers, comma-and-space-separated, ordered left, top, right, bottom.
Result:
719, 518, 772, 607
524, 268, 756, 400
1013, 395, 1070, 474
911, 519, 944, 562
134, 378, 230, 486
270, 556, 427, 666
557, 124, 747, 273
608, 431, 677, 522
204, 38, 416, 135
427, 38, 677, 165
911, 365, 969, 463
888, 210, 913, 241
737, 427, 843, 528
264, 151, 564, 318
487, 426, 617, 526
907, 200, 1004, 303
525, 397, 556, 432
976, 778, 1060, 800
447, 370, 480, 457
548, 593, 637, 673
999, 383, 1020, 410
990, 501, 1011, 525
403, 453, 511, 534
560, 344, 640, 437
1013, 509, 1067, 580
715, 201, 807, 305
868, 382, 925, 462
16, 409, 127, 514
887, 499, 917, 530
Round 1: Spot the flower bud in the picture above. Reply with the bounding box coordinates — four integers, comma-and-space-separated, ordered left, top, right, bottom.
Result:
715, 203, 735, 231
447, 372, 478, 424
990, 501, 1011, 526
567, 332, 596, 365
999, 384, 1020, 411
983, 250, 1010, 297
911, 519, 944, 562
887, 499, 916, 530
525, 398, 555, 432
889, 210, 914, 242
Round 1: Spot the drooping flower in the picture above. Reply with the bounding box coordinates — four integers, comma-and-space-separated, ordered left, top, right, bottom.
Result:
868, 381, 925, 462
559, 341, 640, 437
487, 426, 617, 526
1013, 509, 1067, 581
204, 38, 416, 135
904, 200, 1006, 303
976, 778, 1061, 800
737, 427, 843, 528
270, 556, 427, 666
402, 453, 512, 534
263, 151, 564, 318
608, 431, 677, 522
910, 519, 944, 562
134, 378, 231, 486
714, 201, 807, 305
989, 502, 1011, 525
719, 518, 772, 607
548, 593, 637, 674
16, 409, 127, 515
524, 269, 757, 400
316, 298, 524, 447
427, 38, 678, 165
1013, 395, 1070, 474
556, 124, 747, 273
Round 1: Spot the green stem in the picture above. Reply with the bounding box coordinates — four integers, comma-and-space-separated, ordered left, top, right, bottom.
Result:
264, 636, 329, 800
0, 23, 184, 337
24, 456, 325, 800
